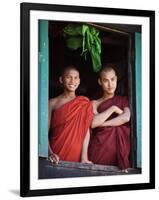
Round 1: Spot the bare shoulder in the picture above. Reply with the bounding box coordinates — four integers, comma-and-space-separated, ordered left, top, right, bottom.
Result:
49, 97, 58, 104
91, 99, 98, 107
91, 99, 102, 114
92, 98, 103, 107
49, 96, 60, 110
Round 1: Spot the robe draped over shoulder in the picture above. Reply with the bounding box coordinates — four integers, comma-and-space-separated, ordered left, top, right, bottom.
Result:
50, 96, 93, 162
88, 96, 130, 169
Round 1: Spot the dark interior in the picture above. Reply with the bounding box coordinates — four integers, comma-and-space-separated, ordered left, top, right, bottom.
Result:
48, 21, 137, 100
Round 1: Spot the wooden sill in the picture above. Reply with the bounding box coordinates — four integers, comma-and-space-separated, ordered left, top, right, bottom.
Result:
39, 157, 141, 179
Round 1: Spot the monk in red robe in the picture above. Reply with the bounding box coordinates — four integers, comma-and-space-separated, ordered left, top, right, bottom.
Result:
49, 66, 93, 164
88, 64, 131, 172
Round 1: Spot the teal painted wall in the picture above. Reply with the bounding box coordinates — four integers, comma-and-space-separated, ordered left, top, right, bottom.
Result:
135, 32, 142, 168
38, 20, 49, 157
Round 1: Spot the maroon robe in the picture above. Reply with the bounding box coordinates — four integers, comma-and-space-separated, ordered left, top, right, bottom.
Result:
88, 96, 130, 169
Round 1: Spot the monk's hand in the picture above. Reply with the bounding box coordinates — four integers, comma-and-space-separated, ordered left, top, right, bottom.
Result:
49, 153, 60, 164
113, 105, 123, 115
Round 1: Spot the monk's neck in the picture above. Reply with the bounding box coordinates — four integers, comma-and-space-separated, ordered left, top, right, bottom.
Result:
102, 93, 115, 100
61, 91, 76, 99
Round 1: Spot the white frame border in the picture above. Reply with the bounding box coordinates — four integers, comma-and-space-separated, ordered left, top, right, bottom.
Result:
30, 10, 150, 190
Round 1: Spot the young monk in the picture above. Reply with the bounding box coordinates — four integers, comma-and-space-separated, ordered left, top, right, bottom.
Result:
48, 65, 93, 164
88, 64, 131, 173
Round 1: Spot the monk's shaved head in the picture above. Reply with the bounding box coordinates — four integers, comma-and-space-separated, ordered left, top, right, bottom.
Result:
99, 64, 117, 79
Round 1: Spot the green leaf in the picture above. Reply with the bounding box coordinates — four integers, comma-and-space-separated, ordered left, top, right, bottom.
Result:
63, 24, 102, 72
66, 37, 83, 50
63, 24, 82, 36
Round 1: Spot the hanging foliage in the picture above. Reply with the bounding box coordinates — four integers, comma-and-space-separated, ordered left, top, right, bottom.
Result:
63, 24, 83, 50
63, 24, 101, 72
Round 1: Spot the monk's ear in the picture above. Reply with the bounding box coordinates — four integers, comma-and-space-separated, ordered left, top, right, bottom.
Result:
98, 78, 101, 85
59, 76, 63, 84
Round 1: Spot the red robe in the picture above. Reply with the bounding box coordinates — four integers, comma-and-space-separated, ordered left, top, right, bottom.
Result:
88, 96, 130, 169
50, 96, 93, 162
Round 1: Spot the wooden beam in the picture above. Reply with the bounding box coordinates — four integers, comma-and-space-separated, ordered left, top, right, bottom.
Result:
87, 22, 130, 36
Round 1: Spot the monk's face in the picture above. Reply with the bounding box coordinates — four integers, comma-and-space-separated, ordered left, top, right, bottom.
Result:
98, 69, 117, 95
60, 69, 80, 92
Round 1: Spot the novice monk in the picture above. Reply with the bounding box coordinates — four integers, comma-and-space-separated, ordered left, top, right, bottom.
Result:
49, 65, 93, 164
88, 64, 131, 173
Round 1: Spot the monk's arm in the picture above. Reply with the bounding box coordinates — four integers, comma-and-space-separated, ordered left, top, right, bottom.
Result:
81, 129, 92, 163
48, 100, 53, 129
91, 105, 123, 128
48, 100, 54, 154
48, 100, 59, 164
100, 107, 130, 127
